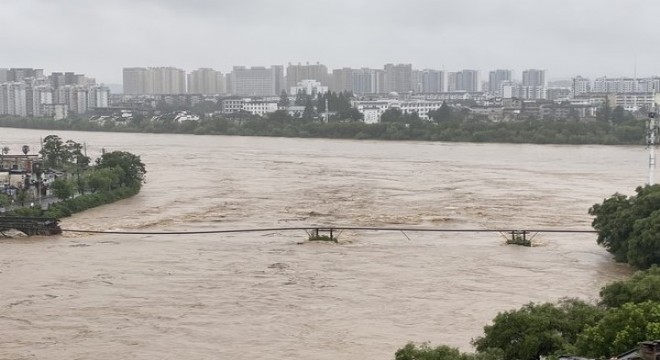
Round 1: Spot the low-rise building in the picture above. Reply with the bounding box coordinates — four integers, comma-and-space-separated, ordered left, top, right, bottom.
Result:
353, 99, 444, 122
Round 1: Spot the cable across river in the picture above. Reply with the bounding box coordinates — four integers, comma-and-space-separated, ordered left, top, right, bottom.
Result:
59, 226, 598, 236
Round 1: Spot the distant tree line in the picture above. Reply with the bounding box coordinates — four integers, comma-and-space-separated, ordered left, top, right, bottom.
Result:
0, 100, 647, 145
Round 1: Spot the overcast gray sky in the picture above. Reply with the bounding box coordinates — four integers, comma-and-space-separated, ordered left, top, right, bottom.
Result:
1, 0, 658, 84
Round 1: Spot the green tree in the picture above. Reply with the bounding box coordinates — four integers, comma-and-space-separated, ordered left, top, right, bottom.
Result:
96, 151, 146, 187
574, 301, 660, 358
40, 135, 66, 168
589, 185, 660, 267
16, 188, 30, 207
302, 99, 315, 122
86, 168, 117, 193
472, 299, 603, 360
395, 342, 501, 360
600, 266, 660, 308
380, 108, 403, 123
51, 179, 75, 200
611, 106, 628, 125
596, 98, 612, 123
429, 101, 453, 123
278, 90, 290, 108
339, 107, 364, 122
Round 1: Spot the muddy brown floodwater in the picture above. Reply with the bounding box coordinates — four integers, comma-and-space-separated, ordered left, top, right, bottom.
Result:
0, 128, 642, 359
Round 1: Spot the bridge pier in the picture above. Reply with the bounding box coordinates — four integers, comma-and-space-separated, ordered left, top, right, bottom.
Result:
0, 217, 62, 236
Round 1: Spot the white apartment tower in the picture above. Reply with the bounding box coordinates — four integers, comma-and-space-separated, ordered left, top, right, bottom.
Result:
0, 82, 27, 116
187, 68, 224, 95
122, 67, 186, 94
230, 66, 278, 96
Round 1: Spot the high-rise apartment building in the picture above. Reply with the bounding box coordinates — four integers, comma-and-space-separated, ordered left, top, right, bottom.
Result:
522, 69, 546, 87
272, 65, 286, 95
448, 70, 479, 92
122, 67, 185, 94
230, 66, 278, 96
521, 69, 546, 99
151, 67, 186, 94
331, 68, 354, 93
420, 69, 444, 93
26, 85, 53, 117
286, 62, 329, 88
352, 68, 383, 94
7, 68, 44, 83
88, 85, 110, 109
384, 63, 413, 93
54, 85, 88, 114
187, 68, 224, 95
123, 67, 150, 95
0, 82, 27, 117
488, 69, 512, 95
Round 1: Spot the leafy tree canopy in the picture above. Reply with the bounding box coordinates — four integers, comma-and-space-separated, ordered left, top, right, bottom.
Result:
574, 301, 660, 358
472, 299, 604, 360
589, 185, 660, 268
600, 265, 660, 308
96, 151, 146, 187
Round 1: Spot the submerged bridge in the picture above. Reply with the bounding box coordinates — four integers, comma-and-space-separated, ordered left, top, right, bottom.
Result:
0, 219, 597, 247
0, 216, 62, 236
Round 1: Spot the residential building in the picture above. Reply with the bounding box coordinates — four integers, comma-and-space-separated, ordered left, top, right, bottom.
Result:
26, 85, 53, 117
7, 68, 44, 83
572, 76, 591, 97
272, 65, 286, 95
0, 82, 27, 116
521, 69, 546, 99
88, 85, 110, 109
384, 63, 413, 93
42, 104, 68, 120
448, 70, 479, 92
230, 66, 278, 96
187, 68, 224, 95
614, 92, 660, 111
489, 69, 512, 95
420, 69, 444, 93
150, 67, 186, 94
123, 67, 150, 95
122, 67, 185, 95
286, 62, 329, 88
352, 68, 383, 94
331, 68, 354, 93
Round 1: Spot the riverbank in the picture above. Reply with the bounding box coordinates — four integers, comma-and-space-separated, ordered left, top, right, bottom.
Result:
0, 113, 647, 145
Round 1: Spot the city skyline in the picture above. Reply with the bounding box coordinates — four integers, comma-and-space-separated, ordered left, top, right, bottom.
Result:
2, 0, 659, 84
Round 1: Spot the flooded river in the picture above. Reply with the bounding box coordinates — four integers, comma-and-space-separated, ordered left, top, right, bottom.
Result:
0, 128, 643, 359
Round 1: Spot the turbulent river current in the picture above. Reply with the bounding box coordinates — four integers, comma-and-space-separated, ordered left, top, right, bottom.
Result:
0, 128, 643, 359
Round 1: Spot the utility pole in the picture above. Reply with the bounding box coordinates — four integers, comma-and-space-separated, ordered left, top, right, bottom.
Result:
647, 96, 659, 185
